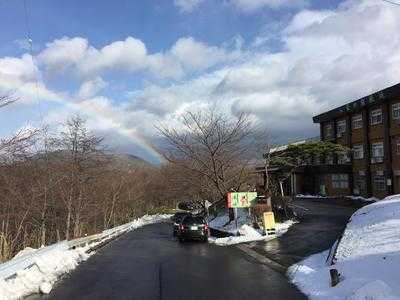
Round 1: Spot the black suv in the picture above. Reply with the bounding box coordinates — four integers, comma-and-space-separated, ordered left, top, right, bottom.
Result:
176, 215, 209, 243
171, 212, 191, 237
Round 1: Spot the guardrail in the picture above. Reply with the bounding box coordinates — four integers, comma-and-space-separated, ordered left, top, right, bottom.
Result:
0, 221, 133, 281
325, 239, 339, 266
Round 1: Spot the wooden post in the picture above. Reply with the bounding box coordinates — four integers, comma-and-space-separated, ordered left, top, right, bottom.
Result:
330, 269, 340, 287
234, 208, 239, 235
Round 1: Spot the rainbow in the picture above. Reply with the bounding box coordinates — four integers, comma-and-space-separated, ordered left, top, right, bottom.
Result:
63, 99, 165, 163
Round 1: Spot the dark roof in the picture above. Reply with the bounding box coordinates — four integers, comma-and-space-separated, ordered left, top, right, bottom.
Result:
313, 82, 400, 123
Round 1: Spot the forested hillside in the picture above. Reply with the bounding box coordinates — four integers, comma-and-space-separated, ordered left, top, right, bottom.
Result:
0, 115, 175, 262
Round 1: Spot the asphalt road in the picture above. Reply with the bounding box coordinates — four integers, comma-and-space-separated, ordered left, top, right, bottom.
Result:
249, 198, 359, 268
33, 222, 306, 300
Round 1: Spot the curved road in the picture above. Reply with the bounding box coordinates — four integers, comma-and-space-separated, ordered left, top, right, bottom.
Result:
249, 198, 359, 268
33, 223, 306, 300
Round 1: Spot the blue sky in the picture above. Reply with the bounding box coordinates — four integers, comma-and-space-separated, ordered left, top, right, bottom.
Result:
0, 0, 340, 55
0, 0, 400, 163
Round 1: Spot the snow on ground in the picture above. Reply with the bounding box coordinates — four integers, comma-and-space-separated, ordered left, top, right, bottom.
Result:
127, 214, 171, 230
0, 246, 90, 300
297, 194, 378, 203
209, 220, 296, 246
296, 194, 328, 199
345, 195, 378, 203
208, 208, 251, 234
289, 194, 400, 300
0, 214, 171, 300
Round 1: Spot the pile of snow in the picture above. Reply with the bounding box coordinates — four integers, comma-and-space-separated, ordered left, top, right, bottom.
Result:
209, 208, 251, 234
210, 220, 296, 246
297, 194, 378, 203
239, 224, 262, 238
289, 194, 400, 300
127, 214, 171, 230
0, 246, 90, 299
345, 195, 378, 203
296, 194, 328, 199
0, 214, 171, 300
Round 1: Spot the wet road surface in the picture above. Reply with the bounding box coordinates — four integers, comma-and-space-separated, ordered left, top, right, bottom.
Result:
33, 222, 306, 300
249, 198, 359, 268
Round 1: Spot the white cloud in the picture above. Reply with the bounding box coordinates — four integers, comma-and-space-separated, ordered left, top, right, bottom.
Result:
0, 54, 62, 104
38, 36, 147, 76
38, 36, 234, 79
38, 37, 89, 74
4, 0, 400, 160
170, 37, 230, 70
147, 37, 238, 78
231, 0, 309, 12
124, 0, 400, 139
283, 9, 335, 34
78, 37, 148, 75
77, 77, 107, 99
174, 0, 204, 12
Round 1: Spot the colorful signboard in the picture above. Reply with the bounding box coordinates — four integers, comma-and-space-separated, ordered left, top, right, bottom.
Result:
227, 192, 257, 208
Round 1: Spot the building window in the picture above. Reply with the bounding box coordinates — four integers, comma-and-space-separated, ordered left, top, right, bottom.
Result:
396, 138, 400, 155
332, 174, 349, 189
373, 175, 386, 192
371, 142, 384, 163
353, 175, 366, 195
324, 124, 333, 139
353, 144, 364, 159
370, 108, 382, 125
352, 114, 363, 129
337, 153, 350, 164
336, 120, 346, 137
393, 103, 400, 120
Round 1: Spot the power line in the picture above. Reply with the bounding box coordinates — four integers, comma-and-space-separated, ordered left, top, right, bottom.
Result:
22, 0, 44, 125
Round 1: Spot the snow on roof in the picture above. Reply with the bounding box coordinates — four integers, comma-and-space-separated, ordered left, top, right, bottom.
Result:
269, 140, 307, 154
269, 137, 320, 154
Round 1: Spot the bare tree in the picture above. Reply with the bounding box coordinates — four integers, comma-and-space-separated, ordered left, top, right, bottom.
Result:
0, 103, 183, 261
0, 94, 17, 109
53, 115, 108, 240
157, 109, 267, 203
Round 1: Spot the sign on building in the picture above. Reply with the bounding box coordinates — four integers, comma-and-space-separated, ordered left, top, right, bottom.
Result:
227, 192, 257, 208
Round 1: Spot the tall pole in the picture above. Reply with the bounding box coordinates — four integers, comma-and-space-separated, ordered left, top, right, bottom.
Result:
235, 207, 238, 235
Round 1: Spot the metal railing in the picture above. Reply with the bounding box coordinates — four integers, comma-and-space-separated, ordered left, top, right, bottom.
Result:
0, 222, 133, 281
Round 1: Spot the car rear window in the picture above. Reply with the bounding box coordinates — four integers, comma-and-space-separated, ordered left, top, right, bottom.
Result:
183, 216, 204, 225
173, 213, 189, 221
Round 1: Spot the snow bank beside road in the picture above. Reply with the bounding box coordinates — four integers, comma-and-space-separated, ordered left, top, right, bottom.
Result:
289, 195, 400, 300
210, 220, 296, 246
0, 214, 171, 300
0, 246, 90, 300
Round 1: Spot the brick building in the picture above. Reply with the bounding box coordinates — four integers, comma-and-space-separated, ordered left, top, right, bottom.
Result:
313, 82, 400, 199
261, 83, 400, 199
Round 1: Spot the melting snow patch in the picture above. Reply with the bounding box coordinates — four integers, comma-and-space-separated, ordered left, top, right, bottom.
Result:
209, 220, 296, 246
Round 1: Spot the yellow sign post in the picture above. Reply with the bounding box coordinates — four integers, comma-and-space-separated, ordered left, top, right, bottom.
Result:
263, 212, 276, 235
